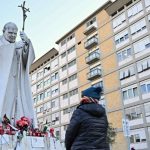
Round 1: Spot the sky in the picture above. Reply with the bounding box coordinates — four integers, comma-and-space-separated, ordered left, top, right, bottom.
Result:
0, 0, 108, 60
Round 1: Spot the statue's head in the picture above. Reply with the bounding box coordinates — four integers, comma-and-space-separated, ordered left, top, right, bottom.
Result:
3, 22, 18, 43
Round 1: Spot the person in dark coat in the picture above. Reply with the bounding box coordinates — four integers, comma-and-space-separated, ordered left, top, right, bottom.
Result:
65, 86, 110, 150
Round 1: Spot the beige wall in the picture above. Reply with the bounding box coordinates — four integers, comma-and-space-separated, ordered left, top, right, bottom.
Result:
97, 10, 110, 27
108, 111, 123, 129
78, 68, 89, 87
111, 132, 128, 150
100, 39, 114, 58
98, 23, 113, 42
103, 72, 120, 93
101, 54, 117, 75
105, 90, 122, 110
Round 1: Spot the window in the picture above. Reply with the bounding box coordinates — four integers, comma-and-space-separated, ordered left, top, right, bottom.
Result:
145, 0, 150, 7
68, 59, 76, 67
63, 93, 68, 99
92, 81, 103, 88
133, 36, 150, 53
126, 106, 142, 121
31, 84, 36, 94
140, 82, 150, 94
69, 89, 78, 97
37, 70, 43, 78
137, 58, 150, 73
87, 49, 100, 61
117, 48, 132, 62
62, 79, 67, 85
55, 130, 60, 138
113, 13, 126, 29
144, 102, 150, 117
68, 46, 75, 54
37, 93, 44, 101
61, 40, 66, 46
44, 64, 50, 73
40, 106, 44, 113
31, 73, 36, 82
115, 30, 129, 45
52, 100, 55, 108
36, 106, 41, 113
61, 52, 66, 58
51, 72, 58, 81
44, 88, 51, 98
63, 108, 70, 115
46, 102, 51, 110
44, 78, 50, 87
62, 65, 67, 71
126, 0, 132, 7
70, 106, 76, 113
130, 19, 146, 36
52, 112, 59, 121
122, 87, 138, 100
37, 81, 43, 89
69, 74, 77, 82
64, 125, 68, 131
67, 33, 75, 42
51, 88, 59, 95
33, 97, 37, 104
127, 2, 143, 18
86, 17, 96, 27
51, 98, 59, 109
130, 129, 146, 144
120, 66, 135, 80
51, 58, 58, 69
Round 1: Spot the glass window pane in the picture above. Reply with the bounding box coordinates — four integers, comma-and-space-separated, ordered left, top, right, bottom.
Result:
141, 84, 147, 94
117, 53, 122, 62
147, 84, 150, 93
127, 48, 131, 56
128, 89, 133, 98
133, 87, 138, 97
123, 91, 128, 100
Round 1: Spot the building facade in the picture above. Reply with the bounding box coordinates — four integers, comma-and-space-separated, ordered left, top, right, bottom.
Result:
30, 0, 150, 149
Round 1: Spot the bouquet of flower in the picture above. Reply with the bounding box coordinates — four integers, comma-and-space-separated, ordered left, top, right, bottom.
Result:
16, 116, 31, 131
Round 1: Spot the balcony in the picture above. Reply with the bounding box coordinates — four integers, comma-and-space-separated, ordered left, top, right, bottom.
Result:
84, 24, 97, 35
86, 52, 100, 64
84, 37, 98, 50
87, 68, 101, 80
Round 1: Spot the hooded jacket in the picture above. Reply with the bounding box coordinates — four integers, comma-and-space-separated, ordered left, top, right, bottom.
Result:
65, 103, 110, 150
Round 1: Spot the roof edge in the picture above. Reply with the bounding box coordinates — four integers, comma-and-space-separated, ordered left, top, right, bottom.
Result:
55, 0, 112, 44
30, 48, 58, 73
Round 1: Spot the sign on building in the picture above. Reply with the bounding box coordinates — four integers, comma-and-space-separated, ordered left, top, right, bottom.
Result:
122, 118, 130, 137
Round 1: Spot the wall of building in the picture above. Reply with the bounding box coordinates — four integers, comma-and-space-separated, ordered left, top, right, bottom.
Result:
30, 0, 150, 149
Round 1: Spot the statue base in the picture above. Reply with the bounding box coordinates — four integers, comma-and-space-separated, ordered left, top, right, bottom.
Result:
0, 134, 64, 150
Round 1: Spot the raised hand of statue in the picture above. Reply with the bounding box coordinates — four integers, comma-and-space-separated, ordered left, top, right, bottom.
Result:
20, 31, 30, 44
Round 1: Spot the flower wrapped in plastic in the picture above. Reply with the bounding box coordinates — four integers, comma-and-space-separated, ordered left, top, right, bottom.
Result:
16, 116, 31, 131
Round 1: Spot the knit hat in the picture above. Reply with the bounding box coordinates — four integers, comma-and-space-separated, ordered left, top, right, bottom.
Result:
81, 86, 102, 100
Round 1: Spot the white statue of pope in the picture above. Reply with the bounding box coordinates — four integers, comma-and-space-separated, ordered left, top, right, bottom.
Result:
0, 22, 37, 127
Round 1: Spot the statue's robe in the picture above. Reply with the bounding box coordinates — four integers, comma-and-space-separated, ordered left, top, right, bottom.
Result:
0, 36, 37, 127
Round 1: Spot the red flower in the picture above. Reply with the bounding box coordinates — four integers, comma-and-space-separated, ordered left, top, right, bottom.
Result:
16, 116, 31, 131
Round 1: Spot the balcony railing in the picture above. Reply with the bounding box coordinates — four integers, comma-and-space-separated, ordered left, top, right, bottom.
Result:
86, 52, 100, 64
84, 24, 97, 35
84, 37, 98, 50
87, 68, 101, 80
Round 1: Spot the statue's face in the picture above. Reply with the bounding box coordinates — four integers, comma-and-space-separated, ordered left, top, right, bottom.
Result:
3, 24, 18, 43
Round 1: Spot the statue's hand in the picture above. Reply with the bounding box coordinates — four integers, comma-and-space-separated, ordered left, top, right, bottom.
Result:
20, 31, 30, 44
